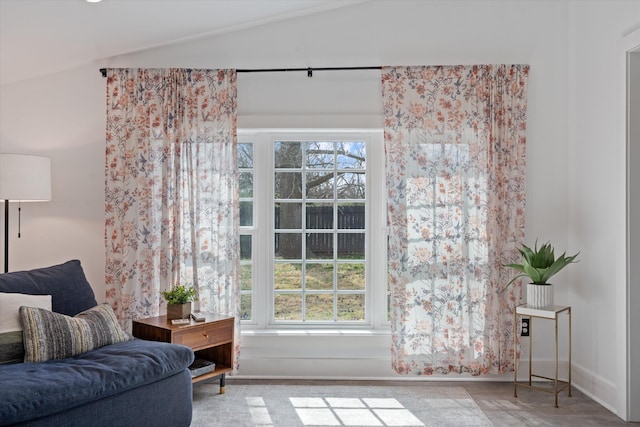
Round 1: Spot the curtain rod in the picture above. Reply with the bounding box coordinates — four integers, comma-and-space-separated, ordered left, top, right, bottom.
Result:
99, 66, 381, 78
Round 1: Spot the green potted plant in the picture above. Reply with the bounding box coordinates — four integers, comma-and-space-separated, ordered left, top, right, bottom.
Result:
503, 240, 579, 308
161, 284, 197, 320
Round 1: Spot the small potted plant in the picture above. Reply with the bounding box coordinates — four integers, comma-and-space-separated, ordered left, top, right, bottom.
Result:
503, 240, 579, 308
161, 285, 197, 320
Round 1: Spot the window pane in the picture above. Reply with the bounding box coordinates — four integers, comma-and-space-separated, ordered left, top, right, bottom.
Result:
306, 141, 334, 169
307, 203, 333, 229
306, 172, 334, 199
337, 141, 366, 169
338, 203, 364, 229
337, 294, 365, 320
238, 143, 253, 168
240, 235, 251, 260
275, 233, 302, 259
305, 294, 334, 321
337, 263, 365, 290
338, 233, 365, 259
239, 172, 253, 198
275, 202, 302, 229
306, 233, 333, 259
240, 201, 253, 226
241, 264, 252, 291
274, 263, 302, 290
306, 263, 334, 290
336, 172, 365, 199
240, 294, 252, 320
275, 172, 302, 199
274, 294, 302, 320
269, 135, 369, 325
274, 141, 302, 168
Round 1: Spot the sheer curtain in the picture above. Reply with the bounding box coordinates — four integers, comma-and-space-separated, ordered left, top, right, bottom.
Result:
104, 68, 240, 366
382, 65, 529, 375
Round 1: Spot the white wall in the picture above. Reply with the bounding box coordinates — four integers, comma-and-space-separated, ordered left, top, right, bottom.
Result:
0, 64, 106, 293
1, 0, 634, 417
628, 48, 640, 422
102, 0, 576, 381
567, 0, 640, 419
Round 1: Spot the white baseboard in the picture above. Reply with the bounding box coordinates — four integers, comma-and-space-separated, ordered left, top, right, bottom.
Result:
236, 355, 518, 382
235, 333, 621, 419
570, 362, 619, 415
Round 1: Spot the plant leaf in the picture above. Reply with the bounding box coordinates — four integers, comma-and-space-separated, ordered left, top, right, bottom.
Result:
503, 240, 579, 290
542, 252, 580, 282
500, 273, 527, 293
504, 263, 526, 273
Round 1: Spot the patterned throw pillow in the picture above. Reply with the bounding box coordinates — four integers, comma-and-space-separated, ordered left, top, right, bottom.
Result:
0, 293, 52, 364
20, 303, 131, 363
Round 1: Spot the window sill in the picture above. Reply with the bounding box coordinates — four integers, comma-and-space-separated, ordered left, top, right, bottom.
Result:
241, 328, 391, 337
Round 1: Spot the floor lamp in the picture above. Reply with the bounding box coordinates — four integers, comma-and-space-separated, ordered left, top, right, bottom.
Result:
0, 154, 52, 273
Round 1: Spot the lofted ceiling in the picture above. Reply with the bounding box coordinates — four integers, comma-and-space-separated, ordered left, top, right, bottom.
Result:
0, 0, 364, 85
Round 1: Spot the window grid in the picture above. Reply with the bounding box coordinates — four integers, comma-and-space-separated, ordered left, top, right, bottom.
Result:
273, 140, 366, 323
238, 130, 387, 330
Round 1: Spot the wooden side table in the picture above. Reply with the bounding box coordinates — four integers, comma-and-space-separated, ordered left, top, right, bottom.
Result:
514, 304, 571, 407
133, 313, 234, 394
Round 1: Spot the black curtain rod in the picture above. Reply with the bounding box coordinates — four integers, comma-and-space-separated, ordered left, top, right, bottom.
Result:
236, 66, 382, 76
99, 66, 381, 78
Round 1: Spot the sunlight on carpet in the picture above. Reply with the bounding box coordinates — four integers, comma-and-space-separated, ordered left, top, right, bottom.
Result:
191, 384, 492, 427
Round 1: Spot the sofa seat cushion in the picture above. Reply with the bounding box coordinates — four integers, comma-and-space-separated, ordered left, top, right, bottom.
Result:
0, 339, 194, 425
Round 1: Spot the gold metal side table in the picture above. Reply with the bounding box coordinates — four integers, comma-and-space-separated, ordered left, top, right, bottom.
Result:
514, 304, 572, 407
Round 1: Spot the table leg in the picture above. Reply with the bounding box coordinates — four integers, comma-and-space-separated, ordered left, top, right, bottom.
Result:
568, 308, 572, 397
514, 309, 518, 398
529, 316, 533, 387
554, 316, 559, 408
220, 373, 226, 394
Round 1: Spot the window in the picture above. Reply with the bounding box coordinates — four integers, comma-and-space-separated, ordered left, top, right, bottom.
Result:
238, 142, 254, 320
238, 130, 387, 329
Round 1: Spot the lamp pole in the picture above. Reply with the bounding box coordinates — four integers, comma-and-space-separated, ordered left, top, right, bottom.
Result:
3, 200, 8, 273
0, 154, 52, 273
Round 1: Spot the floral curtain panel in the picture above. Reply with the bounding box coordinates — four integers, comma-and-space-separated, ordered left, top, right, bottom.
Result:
382, 65, 529, 375
104, 68, 240, 366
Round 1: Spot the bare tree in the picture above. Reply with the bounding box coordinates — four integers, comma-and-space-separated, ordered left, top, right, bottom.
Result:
274, 141, 365, 259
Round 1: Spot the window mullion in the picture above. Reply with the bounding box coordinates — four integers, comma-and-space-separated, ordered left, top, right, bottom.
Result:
256, 133, 273, 328
301, 141, 307, 322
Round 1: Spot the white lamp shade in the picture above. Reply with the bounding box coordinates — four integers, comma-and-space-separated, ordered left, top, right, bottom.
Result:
0, 154, 51, 201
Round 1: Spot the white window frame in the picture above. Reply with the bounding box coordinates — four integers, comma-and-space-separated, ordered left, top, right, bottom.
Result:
238, 129, 388, 331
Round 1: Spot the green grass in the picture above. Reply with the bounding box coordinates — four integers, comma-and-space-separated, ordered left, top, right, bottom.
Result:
240, 261, 367, 321
273, 262, 365, 321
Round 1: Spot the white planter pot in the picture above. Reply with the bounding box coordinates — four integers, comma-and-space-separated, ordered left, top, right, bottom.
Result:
527, 283, 553, 309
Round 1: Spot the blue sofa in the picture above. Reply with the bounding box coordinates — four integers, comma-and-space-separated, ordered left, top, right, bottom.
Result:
0, 260, 194, 427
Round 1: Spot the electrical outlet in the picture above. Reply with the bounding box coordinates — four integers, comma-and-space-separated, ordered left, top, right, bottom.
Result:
521, 318, 530, 336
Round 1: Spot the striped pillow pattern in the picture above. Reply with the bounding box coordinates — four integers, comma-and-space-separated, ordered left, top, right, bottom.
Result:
20, 303, 130, 363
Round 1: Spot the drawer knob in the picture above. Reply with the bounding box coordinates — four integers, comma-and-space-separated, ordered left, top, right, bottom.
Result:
203, 332, 209, 338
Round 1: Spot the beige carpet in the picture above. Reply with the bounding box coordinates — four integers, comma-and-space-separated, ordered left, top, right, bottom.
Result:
191, 383, 492, 427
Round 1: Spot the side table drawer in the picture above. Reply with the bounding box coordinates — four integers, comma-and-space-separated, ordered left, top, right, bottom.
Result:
173, 319, 233, 350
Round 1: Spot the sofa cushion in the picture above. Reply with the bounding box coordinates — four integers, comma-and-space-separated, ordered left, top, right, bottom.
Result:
0, 293, 52, 364
0, 339, 195, 425
0, 260, 97, 316
20, 303, 131, 362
